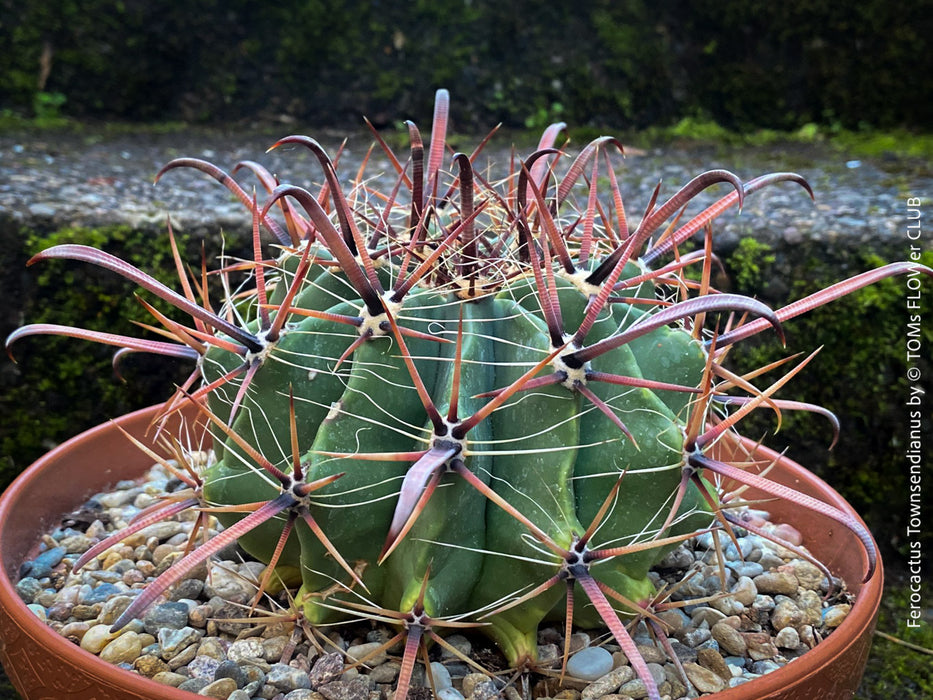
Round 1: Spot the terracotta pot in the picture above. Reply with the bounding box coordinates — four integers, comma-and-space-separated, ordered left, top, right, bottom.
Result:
0, 405, 203, 700
709, 435, 884, 700
0, 405, 883, 700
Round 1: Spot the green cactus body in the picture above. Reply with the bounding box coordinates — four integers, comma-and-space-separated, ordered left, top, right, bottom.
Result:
623, 306, 708, 419
197, 244, 717, 663
199, 309, 349, 568
290, 297, 446, 618
465, 296, 585, 663
106, 149, 736, 679
383, 298, 495, 618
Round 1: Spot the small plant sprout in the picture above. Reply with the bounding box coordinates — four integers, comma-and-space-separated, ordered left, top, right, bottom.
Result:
7, 90, 931, 700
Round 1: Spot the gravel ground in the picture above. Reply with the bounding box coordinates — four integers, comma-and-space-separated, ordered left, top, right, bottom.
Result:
16, 460, 856, 700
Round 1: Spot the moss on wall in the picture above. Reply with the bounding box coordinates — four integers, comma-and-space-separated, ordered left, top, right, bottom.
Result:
0, 225, 203, 487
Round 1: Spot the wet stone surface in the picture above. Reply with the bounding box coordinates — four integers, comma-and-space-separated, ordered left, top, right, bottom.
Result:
2, 129, 925, 267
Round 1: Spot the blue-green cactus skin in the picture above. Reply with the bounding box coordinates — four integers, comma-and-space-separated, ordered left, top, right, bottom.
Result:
200, 251, 712, 665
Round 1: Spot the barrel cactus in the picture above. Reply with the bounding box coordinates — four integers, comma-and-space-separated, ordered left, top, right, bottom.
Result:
8, 90, 929, 700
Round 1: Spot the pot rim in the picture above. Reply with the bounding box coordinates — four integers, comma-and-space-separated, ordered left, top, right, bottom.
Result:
0, 404, 884, 699
702, 436, 884, 698
0, 405, 206, 699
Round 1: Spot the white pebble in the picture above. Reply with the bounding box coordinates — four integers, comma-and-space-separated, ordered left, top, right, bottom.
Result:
775, 627, 800, 649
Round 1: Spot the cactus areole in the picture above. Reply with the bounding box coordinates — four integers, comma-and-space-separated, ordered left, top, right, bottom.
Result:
8, 90, 928, 700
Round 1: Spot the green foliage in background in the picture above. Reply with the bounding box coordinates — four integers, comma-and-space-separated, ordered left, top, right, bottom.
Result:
0, 226, 194, 486
858, 581, 933, 699
1, 0, 928, 130
728, 237, 777, 291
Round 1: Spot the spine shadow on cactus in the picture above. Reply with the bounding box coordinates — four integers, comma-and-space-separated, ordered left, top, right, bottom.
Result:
6, 88, 931, 700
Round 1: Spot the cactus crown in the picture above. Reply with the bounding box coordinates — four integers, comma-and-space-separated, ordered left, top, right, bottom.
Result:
8, 90, 929, 700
